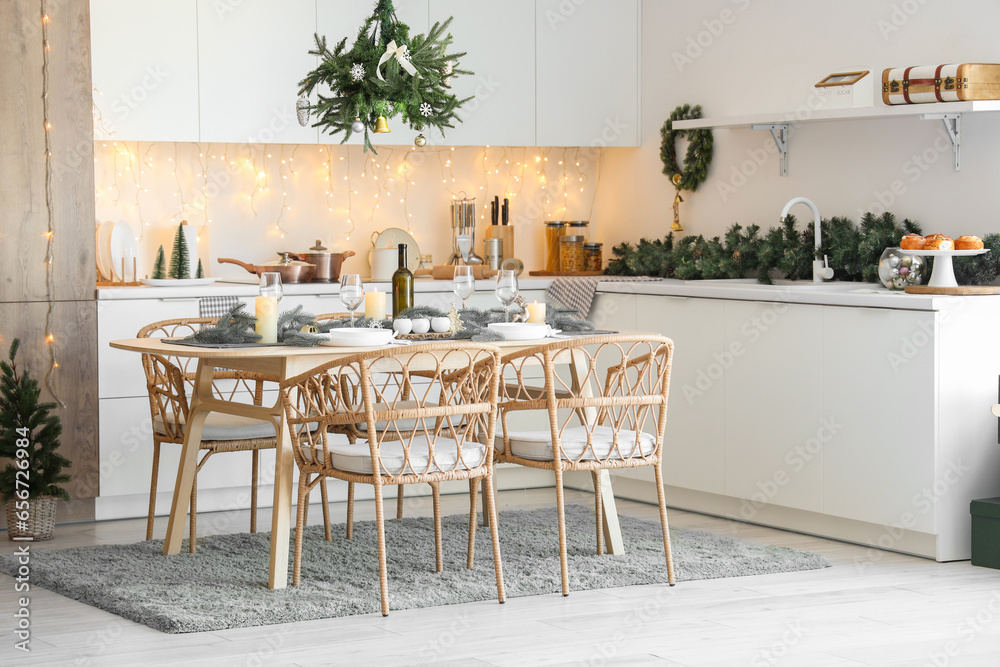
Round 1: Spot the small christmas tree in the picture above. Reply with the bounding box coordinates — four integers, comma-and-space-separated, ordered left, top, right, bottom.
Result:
196, 258, 204, 279
151, 245, 167, 279
0, 339, 71, 503
168, 223, 190, 279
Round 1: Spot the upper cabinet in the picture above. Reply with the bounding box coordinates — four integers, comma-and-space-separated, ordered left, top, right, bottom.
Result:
535, 0, 639, 147
197, 0, 318, 144
426, 0, 536, 147
90, 0, 200, 143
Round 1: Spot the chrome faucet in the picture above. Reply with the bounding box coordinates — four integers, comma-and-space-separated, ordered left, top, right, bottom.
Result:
780, 196, 834, 283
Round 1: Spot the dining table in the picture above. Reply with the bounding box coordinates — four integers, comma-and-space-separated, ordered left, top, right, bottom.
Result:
109, 334, 628, 589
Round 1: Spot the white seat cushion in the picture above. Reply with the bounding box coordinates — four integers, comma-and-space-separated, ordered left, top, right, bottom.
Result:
354, 400, 438, 432
497, 425, 656, 461
153, 411, 276, 441
326, 436, 488, 476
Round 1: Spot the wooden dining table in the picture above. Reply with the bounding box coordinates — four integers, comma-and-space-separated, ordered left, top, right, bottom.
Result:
110, 335, 627, 589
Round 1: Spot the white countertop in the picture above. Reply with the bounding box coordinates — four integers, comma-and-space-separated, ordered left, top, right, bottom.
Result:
97, 277, 555, 300
594, 278, 992, 311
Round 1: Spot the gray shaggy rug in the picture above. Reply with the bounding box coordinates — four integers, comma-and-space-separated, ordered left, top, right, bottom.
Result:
0, 504, 829, 633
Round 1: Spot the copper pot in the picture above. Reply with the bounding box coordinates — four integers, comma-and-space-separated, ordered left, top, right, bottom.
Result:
217, 253, 316, 283
286, 240, 355, 283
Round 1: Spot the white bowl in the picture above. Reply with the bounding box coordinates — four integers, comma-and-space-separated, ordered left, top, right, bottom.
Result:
320, 328, 395, 347
487, 322, 550, 341
431, 316, 451, 333
392, 319, 412, 334
410, 318, 430, 334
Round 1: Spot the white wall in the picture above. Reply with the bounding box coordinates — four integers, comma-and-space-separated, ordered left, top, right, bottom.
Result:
599, 0, 1000, 250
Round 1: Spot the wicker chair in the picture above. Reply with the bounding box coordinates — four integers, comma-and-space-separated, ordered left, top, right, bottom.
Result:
280, 342, 505, 616
138, 318, 328, 552
496, 334, 676, 595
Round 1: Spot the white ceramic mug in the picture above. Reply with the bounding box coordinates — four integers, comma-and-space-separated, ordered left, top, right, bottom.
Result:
431, 317, 451, 333
410, 318, 430, 334
369, 248, 397, 281
392, 319, 412, 334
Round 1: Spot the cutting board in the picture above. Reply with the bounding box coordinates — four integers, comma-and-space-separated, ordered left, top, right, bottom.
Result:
528, 270, 605, 277
904, 285, 1000, 295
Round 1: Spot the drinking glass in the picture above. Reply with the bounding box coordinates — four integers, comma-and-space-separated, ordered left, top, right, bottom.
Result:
259, 272, 283, 301
495, 269, 519, 322
453, 265, 474, 309
339, 274, 364, 326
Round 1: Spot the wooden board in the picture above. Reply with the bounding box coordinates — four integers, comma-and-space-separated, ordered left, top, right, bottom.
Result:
904, 285, 1000, 295
529, 270, 605, 277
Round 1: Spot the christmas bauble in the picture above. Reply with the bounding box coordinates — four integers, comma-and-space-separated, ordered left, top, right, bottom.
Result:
886, 255, 900, 269
892, 277, 907, 289
899, 265, 910, 276
351, 117, 365, 133
414, 133, 426, 147
296, 95, 310, 127
900, 255, 913, 267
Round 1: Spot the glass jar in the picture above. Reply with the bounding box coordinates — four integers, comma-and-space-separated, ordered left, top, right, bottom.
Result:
566, 220, 589, 242
544, 221, 567, 272
584, 242, 603, 272
417, 254, 433, 270
559, 235, 585, 272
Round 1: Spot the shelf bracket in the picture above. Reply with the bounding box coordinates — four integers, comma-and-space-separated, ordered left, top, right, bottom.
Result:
920, 112, 961, 171
751, 123, 789, 176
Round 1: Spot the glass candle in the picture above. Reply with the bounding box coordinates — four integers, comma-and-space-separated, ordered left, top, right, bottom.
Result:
525, 301, 547, 323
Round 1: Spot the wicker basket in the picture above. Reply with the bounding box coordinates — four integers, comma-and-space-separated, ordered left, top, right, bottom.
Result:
5, 496, 57, 541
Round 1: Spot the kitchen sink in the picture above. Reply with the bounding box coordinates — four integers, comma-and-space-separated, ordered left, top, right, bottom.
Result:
685, 279, 869, 290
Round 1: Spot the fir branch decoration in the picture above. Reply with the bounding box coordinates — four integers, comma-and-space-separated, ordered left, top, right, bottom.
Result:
168, 223, 190, 280
954, 233, 1000, 285
0, 339, 71, 503
188, 303, 262, 345
660, 104, 714, 231
298, 0, 472, 153
151, 245, 166, 280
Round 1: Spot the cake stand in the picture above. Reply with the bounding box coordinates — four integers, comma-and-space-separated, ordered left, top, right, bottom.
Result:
903, 249, 990, 288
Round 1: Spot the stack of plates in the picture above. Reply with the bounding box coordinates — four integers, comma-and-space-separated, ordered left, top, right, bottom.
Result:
487, 323, 551, 340
97, 220, 139, 282
319, 328, 396, 347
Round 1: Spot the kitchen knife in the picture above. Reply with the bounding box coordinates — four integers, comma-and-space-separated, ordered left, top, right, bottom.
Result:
502, 198, 509, 225
494, 196, 500, 225
490, 200, 497, 225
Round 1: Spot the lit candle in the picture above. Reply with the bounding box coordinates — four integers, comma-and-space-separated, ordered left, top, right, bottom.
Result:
365, 289, 386, 320
526, 300, 546, 323
255, 296, 278, 343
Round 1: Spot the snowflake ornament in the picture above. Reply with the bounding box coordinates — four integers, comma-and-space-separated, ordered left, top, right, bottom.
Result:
350, 63, 365, 82
366, 318, 384, 329
419, 102, 432, 117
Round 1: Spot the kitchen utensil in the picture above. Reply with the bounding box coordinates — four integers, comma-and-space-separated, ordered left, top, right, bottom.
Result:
495, 269, 519, 322
140, 277, 218, 287
487, 322, 550, 341
319, 328, 395, 347
500, 258, 524, 276
448, 194, 483, 265
502, 198, 509, 225
485, 237, 503, 270
371, 228, 420, 273
456, 234, 472, 262
425, 264, 497, 280
287, 240, 355, 283
217, 253, 316, 283
339, 274, 364, 326
453, 265, 474, 308
110, 221, 139, 282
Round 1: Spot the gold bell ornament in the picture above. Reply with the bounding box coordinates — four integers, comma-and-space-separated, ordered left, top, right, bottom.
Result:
373, 116, 391, 133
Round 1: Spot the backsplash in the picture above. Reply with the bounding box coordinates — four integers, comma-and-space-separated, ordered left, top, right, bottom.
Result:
93, 142, 606, 281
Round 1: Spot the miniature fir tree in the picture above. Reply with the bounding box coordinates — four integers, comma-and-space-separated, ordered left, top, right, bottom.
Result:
0, 339, 71, 503
196, 258, 204, 279
168, 223, 190, 280
151, 245, 167, 279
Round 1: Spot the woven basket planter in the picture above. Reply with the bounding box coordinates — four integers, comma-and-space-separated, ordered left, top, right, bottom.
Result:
5, 496, 57, 541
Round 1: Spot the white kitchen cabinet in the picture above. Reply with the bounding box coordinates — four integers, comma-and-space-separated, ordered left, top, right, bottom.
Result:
197, 0, 319, 144
821, 306, 936, 532
90, 0, 200, 142
635, 294, 727, 496
315, 0, 429, 147
426, 0, 536, 147
535, 0, 639, 147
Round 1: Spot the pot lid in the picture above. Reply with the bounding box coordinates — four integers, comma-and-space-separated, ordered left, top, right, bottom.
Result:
306, 239, 330, 254
262, 252, 313, 267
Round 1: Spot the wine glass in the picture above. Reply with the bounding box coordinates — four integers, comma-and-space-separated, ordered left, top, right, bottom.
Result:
259, 272, 283, 301
453, 265, 474, 309
495, 269, 519, 323
339, 274, 364, 327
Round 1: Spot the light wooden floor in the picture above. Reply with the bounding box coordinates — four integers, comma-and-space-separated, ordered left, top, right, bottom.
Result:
3, 488, 1000, 666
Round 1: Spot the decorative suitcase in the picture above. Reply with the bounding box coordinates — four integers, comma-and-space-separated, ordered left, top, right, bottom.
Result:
882, 63, 1000, 104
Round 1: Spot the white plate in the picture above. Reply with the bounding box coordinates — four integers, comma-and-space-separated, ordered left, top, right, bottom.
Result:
319, 328, 396, 347
97, 221, 116, 280
488, 322, 551, 341
140, 277, 218, 287
109, 221, 139, 281
372, 227, 420, 273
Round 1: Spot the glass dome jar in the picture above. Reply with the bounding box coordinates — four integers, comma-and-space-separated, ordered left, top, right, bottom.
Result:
878, 247, 926, 290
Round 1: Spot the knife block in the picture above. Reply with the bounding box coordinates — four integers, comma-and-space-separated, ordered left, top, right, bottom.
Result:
485, 225, 514, 262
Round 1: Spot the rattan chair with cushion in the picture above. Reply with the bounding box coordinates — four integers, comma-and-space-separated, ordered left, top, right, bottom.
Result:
138, 317, 329, 552
280, 342, 505, 616
496, 334, 676, 596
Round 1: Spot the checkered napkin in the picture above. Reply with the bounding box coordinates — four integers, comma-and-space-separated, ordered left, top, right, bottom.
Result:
199, 295, 240, 318
545, 276, 661, 317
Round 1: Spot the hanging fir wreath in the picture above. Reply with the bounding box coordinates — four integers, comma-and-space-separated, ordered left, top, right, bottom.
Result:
660, 104, 713, 232
297, 0, 472, 153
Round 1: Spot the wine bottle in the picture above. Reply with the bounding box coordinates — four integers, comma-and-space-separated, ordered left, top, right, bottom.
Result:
391, 243, 414, 318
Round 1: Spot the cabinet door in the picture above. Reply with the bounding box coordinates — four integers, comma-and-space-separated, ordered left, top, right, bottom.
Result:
723, 301, 824, 513
637, 295, 726, 495
535, 0, 639, 147
822, 306, 935, 532
427, 1, 535, 146
315, 0, 429, 147
90, 0, 200, 142
198, 0, 318, 144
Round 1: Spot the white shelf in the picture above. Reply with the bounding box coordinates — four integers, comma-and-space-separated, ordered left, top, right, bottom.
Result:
674, 100, 1000, 174
672, 100, 1000, 129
